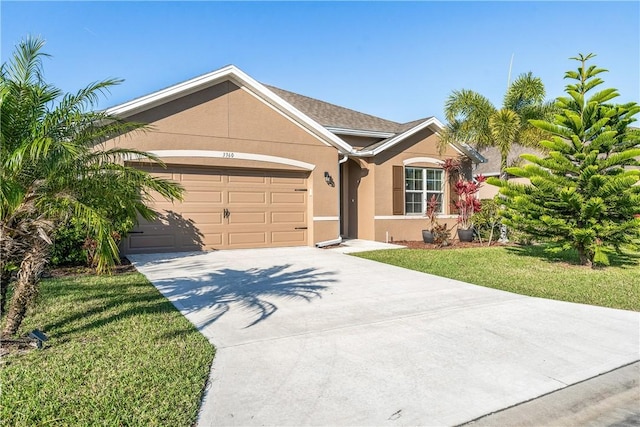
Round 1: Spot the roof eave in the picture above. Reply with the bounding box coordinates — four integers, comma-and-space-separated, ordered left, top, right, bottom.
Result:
451, 141, 487, 164
325, 127, 395, 139
348, 117, 487, 164
350, 117, 442, 157
105, 65, 237, 117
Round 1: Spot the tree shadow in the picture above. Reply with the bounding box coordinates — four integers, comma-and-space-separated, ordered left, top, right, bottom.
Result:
36, 262, 333, 342
505, 245, 640, 268
41, 289, 167, 332
152, 264, 334, 329
127, 209, 205, 253
39, 280, 176, 341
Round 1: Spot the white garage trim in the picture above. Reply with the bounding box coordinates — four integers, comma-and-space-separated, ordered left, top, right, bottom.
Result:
133, 150, 316, 171
313, 216, 339, 221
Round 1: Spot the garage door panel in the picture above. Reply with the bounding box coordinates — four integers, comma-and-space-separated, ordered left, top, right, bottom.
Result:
181, 172, 223, 183
272, 212, 306, 224
199, 233, 223, 246
271, 176, 305, 185
183, 190, 223, 203
271, 192, 306, 204
193, 174, 222, 184
144, 195, 174, 209
228, 191, 266, 204
227, 174, 266, 184
144, 171, 173, 180
129, 234, 175, 250
228, 232, 267, 246
228, 212, 267, 225
136, 220, 173, 230
176, 242, 202, 252
182, 212, 223, 225
126, 165, 308, 253
271, 230, 306, 244
194, 224, 222, 236
176, 231, 210, 248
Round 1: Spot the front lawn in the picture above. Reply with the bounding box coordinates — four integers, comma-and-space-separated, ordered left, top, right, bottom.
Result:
354, 245, 640, 311
1, 272, 215, 426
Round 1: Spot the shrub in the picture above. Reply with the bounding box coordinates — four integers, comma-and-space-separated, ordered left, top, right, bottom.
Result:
473, 199, 501, 245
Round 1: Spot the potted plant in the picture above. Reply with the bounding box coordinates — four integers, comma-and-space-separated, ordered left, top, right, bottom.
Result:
422, 195, 452, 246
422, 195, 439, 243
452, 175, 486, 242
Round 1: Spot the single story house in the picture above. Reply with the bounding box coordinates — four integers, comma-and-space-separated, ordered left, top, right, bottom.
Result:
105, 65, 485, 254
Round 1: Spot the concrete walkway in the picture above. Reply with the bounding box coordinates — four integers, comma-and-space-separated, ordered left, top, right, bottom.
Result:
129, 246, 640, 426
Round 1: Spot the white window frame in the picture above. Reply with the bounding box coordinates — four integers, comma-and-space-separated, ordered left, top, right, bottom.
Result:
405, 167, 445, 215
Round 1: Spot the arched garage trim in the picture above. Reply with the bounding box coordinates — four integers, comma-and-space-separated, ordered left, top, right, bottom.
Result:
402, 157, 444, 166
131, 150, 316, 171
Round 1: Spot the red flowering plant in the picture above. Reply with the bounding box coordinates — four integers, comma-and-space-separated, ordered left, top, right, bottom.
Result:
425, 194, 452, 246
452, 175, 486, 230
425, 194, 440, 232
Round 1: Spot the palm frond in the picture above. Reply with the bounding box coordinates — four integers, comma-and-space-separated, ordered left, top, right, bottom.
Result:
504, 72, 545, 112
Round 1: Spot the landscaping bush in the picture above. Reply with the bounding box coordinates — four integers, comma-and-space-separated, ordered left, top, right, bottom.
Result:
50, 216, 134, 268
473, 199, 500, 244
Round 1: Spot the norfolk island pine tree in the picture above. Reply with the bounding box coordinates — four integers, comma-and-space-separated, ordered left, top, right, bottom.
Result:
488, 54, 640, 267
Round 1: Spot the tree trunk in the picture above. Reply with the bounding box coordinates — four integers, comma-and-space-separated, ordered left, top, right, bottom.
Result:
0, 270, 12, 317
0, 226, 10, 318
577, 245, 593, 268
500, 155, 508, 181
2, 240, 49, 337
498, 156, 509, 243
488, 222, 495, 246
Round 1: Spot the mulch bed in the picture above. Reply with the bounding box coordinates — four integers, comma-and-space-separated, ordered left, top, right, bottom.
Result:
46, 257, 136, 278
320, 240, 510, 250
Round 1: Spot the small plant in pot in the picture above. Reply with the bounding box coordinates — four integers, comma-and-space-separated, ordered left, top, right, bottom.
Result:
452, 175, 486, 242
422, 195, 440, 244
422, 195, 452, 246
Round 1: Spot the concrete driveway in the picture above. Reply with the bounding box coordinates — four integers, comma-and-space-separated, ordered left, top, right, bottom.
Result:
129, 246, 640, 426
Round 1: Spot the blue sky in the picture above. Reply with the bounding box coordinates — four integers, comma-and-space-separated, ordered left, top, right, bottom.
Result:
2, 1, 639, 123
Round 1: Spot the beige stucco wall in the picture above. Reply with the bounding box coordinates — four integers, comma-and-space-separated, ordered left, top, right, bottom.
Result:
368, 128, 466, 242
374, 217, 462, 243
339, 135, 384, 149
107, 81, 341, 245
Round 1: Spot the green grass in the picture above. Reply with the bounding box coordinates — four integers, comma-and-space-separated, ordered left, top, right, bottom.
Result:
1, 272, 215, 426
354, 245, 640, 311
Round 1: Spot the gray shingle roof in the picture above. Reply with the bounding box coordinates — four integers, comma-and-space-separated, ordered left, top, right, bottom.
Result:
473, 145, 545, 176
263, 84, 490, 161
265, 85, 423, 134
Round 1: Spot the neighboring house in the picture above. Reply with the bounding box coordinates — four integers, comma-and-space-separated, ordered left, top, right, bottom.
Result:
476, 142, 640, 200
106, 65, 485, 254
473, 145, 545, 200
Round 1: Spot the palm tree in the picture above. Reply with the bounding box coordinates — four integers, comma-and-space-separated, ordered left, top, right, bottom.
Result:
441, 72, 552, 180
440, 72, 552, 243
0, 37, 183, 337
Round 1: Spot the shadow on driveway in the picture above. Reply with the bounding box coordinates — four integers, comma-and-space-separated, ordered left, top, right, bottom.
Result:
151, 264, 334, 329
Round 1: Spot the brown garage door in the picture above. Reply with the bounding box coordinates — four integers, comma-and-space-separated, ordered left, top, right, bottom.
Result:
124, 165, 308, 253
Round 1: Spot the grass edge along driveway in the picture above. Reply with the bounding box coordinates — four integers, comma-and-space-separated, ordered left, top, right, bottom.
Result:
354, 245, 640, 312
1, 271, 215, 426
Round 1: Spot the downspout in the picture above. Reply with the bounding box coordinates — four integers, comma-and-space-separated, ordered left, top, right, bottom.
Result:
315, 154, 349, 248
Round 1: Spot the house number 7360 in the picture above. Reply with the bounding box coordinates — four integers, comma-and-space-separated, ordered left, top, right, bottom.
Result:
222, 152, 235, 158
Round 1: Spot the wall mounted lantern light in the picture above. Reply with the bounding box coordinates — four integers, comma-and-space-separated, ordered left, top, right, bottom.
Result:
324, 171, 335, 187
